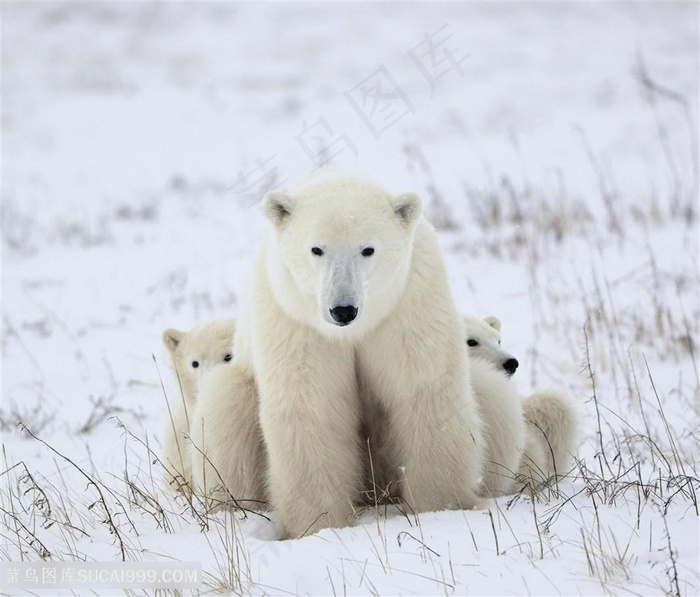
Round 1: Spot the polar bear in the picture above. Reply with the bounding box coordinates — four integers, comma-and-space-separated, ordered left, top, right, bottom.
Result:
462, 317, 525, 497
461, 316, 578, 492
162, 319, 237, 495
186, 312, 267, 510
463, 315, 519, 376
364, 316, 525, 500
195, 173, 485, 538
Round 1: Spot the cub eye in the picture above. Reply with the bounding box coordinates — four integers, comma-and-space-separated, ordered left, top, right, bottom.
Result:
466, 339, 479, 347
311, 247, 324, 256
224, 354, 232, 362
191, 360, 200, 368
361, 247, 375, 257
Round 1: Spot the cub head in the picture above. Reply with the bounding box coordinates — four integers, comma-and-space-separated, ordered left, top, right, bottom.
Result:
263, 175, 423, 336
162, 318, 237, 401
463, 315, 519, 376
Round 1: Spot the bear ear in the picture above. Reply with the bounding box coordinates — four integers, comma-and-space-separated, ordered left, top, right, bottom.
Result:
391, 192, 422, 225
263, 191, 295, 226
484, 316, 501, 332
162, 329, 184, 353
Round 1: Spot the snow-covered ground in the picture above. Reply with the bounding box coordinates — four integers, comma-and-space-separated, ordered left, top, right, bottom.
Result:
2, 2, 698, 595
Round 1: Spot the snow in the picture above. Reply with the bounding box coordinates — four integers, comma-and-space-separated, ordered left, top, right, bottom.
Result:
2, 2, 698, 596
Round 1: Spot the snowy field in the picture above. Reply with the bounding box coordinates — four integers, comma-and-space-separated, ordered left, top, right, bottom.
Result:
2, 2, 699, 595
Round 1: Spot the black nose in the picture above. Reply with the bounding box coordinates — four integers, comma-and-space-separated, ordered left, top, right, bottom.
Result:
330, 306, 358, 325
504, 358, 519, 376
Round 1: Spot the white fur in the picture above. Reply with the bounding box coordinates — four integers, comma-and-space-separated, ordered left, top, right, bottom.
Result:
188, 308, 267, 510
162, 318, 236, 495
463, 315, 519, 376
462, 316, 578, 496
364, 315, 526, 500
469, 358, 525, 497
517, 388, 579, 491
207, 174, 486, 538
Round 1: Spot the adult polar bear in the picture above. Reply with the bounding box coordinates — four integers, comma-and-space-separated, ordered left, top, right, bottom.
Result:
192, 173, 485, 539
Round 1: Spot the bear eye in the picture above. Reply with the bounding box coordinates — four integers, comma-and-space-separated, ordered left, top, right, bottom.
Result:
191, 360, 200, 368
466, 339, 479, 347
361, 247, 375, 257
311, 247, 324, 256
224, 354, 232, 362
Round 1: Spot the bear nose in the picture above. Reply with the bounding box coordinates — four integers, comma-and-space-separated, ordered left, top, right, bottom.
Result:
330, 306, 358, 325
504, 358, 519, 376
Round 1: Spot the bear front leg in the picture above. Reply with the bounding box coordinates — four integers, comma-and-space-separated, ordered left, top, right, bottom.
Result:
190, 364, 267, 512
395, 376, 485, 512
257, 330, 361, 539
359, 336, 486, 514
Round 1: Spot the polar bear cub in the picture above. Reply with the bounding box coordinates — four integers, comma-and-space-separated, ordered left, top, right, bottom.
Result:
463, 316, 578, 491
463, 316, 525, 497
162, 318, 236, 495
196, 172, 485, 538
463, 315, 519, 376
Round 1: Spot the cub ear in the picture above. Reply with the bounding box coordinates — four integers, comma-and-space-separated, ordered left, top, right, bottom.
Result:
391, 192, 422, 225
162, 329, 184, 353
484, 316, 501, 332
263, 191, 295, 226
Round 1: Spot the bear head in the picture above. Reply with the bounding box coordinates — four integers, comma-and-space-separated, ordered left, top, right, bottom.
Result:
162, 318, 237, 401
263, 174, 423, 339
463, 315, 519, 376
